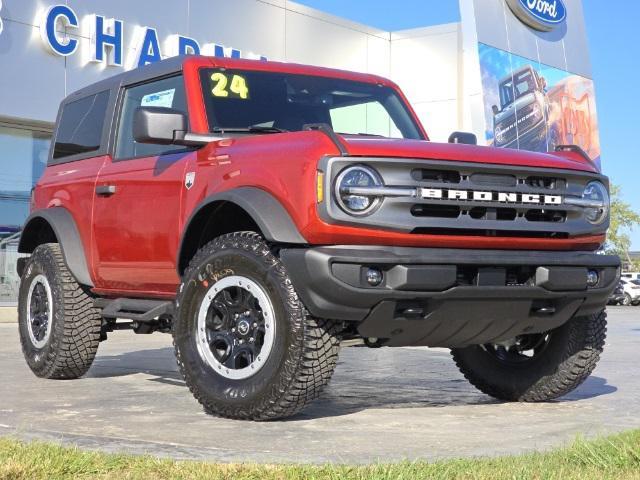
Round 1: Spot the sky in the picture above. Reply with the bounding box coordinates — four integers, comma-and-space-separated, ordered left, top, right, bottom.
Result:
296, 0, 640, 249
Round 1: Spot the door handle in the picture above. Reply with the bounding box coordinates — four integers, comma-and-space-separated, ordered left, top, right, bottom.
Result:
96, 185, 117, 197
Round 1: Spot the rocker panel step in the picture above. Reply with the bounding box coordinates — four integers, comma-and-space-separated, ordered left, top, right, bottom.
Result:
94, 298, 174, 322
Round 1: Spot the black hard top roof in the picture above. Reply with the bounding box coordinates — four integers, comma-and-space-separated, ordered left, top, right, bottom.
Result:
64, 56, 187, 103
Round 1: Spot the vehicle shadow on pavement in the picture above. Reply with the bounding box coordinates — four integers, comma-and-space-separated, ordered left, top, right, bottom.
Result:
86, 347, 617, 421
559, 376, 617, 401
294, 375, 618, 420
87, 347, 184, 385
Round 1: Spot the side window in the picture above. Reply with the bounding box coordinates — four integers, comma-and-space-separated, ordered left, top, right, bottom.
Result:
53, 91, 109, 160
115, 75, 188, 160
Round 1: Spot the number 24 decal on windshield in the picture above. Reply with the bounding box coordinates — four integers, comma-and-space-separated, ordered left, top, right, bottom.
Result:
211, 73, 250, 99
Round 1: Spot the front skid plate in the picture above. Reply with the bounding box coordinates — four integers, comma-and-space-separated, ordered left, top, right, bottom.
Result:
357, 297, 584, 348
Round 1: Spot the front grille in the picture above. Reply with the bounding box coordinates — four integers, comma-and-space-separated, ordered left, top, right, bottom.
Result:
526, 176, 566, 190
411, 168, 460, 183
322, 157, 608, 239
495, 104, 542, 146
470, 173, 516, 187
405, 162, 577, 236
468, 207, 517, 221
525, 209, 567, 223
411, 204, 460, 218
411, 227, 570, 239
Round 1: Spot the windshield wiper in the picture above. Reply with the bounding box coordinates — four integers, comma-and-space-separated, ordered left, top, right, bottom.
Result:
354, 133, 386, 138
248, 125, 288, 133
211, 126, 288, 134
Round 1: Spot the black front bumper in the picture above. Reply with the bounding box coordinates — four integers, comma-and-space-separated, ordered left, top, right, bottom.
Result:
280, 247, 620, 348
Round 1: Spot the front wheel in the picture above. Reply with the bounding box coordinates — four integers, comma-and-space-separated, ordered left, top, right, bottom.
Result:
451, 311, 606, 402
622, 293, 632, 306
173, 232, 341, 421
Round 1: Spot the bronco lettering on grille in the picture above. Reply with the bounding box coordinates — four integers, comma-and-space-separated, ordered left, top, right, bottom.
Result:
420, 188, 562, 205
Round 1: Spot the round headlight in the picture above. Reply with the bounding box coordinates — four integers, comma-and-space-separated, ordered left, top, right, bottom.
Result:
583, 181, 609, 224
335, 165, 383, 216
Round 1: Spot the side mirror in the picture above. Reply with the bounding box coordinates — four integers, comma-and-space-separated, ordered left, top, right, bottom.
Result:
133, 106, 187, 145
448, 131, 477, 145
492, 105, 499, 115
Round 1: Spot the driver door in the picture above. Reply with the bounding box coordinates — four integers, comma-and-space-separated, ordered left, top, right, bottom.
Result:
92, 75, 193, 296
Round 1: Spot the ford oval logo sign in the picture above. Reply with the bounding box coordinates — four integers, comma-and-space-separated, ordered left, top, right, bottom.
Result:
506, 0, 567, 32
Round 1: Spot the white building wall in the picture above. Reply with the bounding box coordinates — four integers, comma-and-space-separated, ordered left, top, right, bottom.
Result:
0, 0, 395, 125
390, 23, 462, 142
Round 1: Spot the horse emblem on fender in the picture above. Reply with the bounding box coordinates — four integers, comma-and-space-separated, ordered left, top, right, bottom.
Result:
185, 172, 196, 190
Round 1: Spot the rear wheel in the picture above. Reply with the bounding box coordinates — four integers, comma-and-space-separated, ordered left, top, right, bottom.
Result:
18, 243, 102, 379
622, 293, 632, 306
173, 232, 341, 420
451, 311, 606, 402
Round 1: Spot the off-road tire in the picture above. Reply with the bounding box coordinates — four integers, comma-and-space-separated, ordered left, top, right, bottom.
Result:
173, 232, 341, 421
18, 243, 102, 379
451, 310, 607, 402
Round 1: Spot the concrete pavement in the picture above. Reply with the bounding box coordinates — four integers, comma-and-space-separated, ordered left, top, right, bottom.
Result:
0, 306, 638, 464
0, 306, 17, 323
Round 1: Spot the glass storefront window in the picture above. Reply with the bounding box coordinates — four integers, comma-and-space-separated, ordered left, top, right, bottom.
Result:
0, 125, 51, 305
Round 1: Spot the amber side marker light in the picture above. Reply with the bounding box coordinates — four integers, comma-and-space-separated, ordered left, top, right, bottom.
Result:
317, 171, 325, 203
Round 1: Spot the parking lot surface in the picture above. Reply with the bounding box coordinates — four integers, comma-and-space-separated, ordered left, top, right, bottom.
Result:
0, 306, 638, 464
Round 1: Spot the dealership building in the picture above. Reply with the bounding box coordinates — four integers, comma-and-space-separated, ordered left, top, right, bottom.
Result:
0, 0, 597, 307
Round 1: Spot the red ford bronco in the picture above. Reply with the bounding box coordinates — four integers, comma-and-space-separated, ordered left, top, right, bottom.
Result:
17, 56, 619, 420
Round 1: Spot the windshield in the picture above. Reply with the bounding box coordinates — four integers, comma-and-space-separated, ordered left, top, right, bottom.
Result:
199, 68, 424, 139
499, 69, 538, 110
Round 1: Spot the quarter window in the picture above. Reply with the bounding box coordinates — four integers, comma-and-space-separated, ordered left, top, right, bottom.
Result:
53, 91, 109, 160
115, 76, 188, 160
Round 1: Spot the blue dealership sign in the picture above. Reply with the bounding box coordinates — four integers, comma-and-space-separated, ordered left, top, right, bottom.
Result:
38, 4, 266, 70
506, 0, 567, 32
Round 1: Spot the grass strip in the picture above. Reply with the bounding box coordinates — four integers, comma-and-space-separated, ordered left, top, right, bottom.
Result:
1, 429, 639, 479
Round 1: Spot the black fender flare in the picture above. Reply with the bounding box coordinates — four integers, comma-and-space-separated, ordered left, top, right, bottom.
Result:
18, 208, 94, 287
178, 187, 307, 271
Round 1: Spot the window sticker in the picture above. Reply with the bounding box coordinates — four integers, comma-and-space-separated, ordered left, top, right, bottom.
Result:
210, 73, 249, 100
141, 88, 176, 108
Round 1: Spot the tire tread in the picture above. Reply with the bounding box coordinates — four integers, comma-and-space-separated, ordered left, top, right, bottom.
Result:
174, 232, 341, 420
19, 243, 101, 379
451, 310, 607, 402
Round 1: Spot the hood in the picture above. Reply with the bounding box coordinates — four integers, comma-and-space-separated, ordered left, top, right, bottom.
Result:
339, 136, 599, 173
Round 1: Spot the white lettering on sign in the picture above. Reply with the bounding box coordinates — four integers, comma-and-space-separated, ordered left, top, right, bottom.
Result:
506, 0, 567, 32
527, 0, 559, 19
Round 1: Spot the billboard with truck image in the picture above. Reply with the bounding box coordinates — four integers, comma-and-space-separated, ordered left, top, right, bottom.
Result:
479, 42, 601, 167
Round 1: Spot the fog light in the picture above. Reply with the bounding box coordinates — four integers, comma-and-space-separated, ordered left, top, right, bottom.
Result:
587, 270, 599, 287
366, 268, 383, 286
